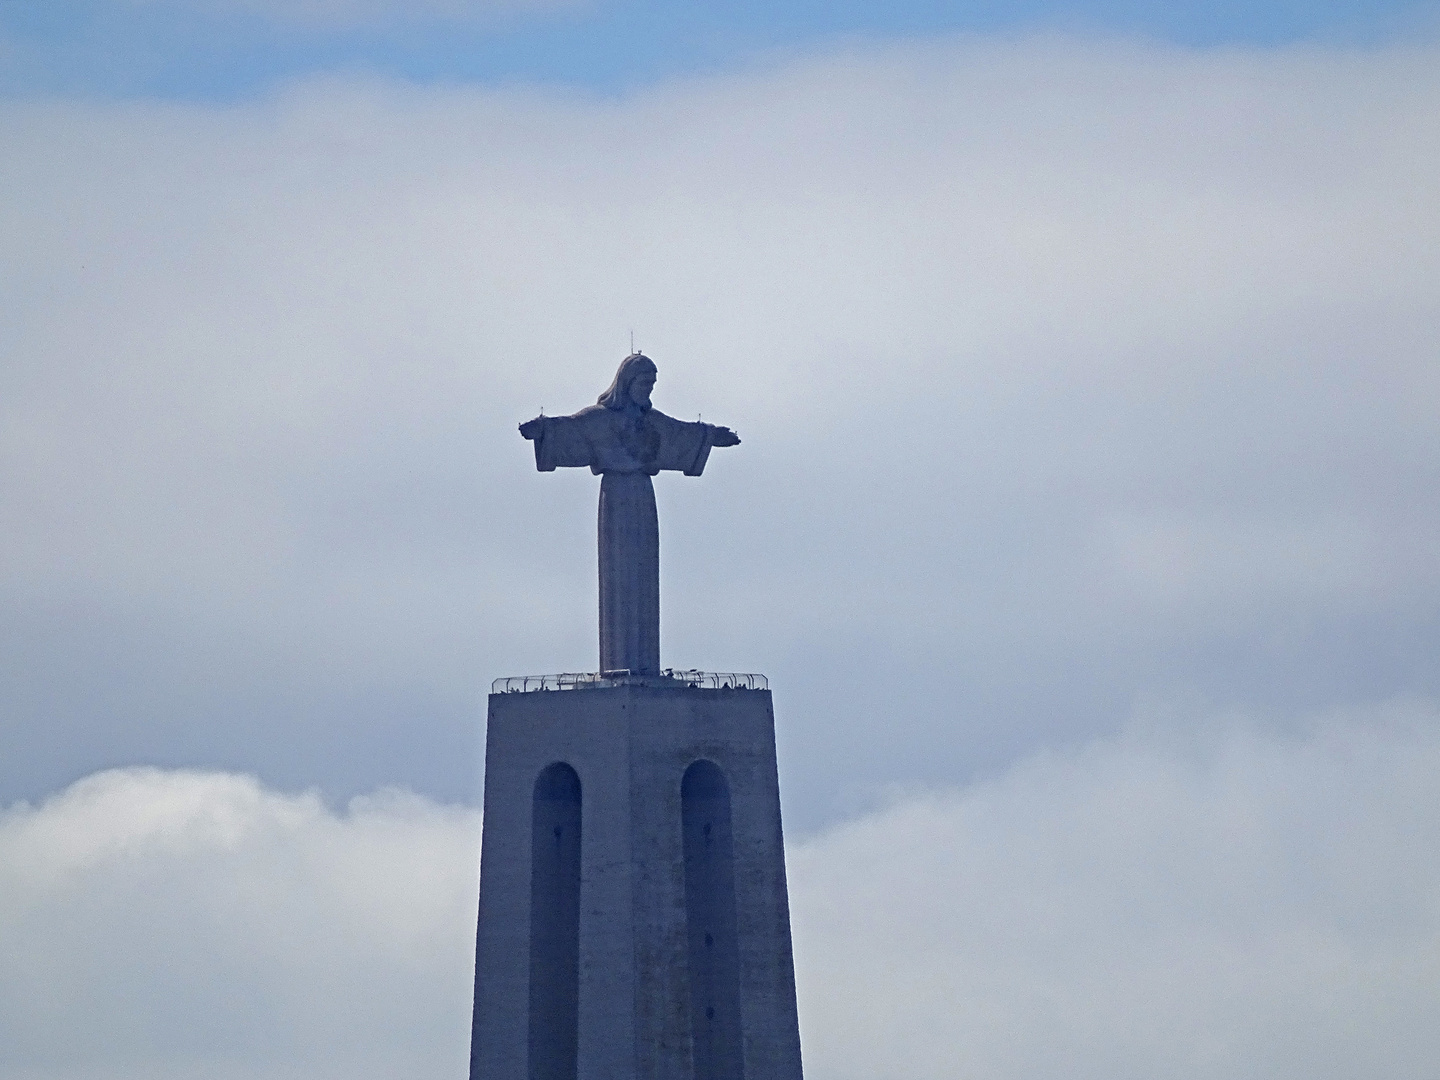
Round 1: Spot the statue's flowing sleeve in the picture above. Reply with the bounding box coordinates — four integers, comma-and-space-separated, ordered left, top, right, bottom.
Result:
650, 411, 722, 476
519, 414, 596, 472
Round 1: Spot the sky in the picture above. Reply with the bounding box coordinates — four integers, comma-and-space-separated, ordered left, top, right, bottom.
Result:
2, 1, 1440, 1078
4, 0, 1440, 98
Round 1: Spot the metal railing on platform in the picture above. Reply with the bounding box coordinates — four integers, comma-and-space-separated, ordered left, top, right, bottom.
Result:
490, 669, 768, 694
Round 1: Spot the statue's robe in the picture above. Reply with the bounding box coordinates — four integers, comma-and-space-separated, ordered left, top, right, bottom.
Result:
520, 406, 728, 675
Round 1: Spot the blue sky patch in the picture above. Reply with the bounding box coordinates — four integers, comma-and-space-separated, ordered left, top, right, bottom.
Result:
2, 0, 1437, 100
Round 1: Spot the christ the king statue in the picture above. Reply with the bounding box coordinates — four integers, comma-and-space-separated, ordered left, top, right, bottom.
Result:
519, 353, 740, 677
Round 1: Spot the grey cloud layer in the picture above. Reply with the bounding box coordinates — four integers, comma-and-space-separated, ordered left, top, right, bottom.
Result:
3, 706, 1437, 1078
1, 37, 1438, 826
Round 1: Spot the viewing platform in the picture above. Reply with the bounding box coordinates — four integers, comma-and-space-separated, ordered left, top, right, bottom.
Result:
490, 669, 769, 694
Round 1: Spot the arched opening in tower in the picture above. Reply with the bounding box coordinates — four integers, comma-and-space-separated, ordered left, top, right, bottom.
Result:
529, 761, 581, 1080
682, 759, 744, 1080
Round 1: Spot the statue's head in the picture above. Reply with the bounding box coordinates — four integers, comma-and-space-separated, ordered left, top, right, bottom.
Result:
598, 353, 657, 414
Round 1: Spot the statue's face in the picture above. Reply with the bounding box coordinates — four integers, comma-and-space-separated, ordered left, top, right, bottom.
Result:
630, 367, 656, 408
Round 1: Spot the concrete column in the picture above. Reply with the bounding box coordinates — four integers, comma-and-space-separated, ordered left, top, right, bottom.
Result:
597, 473, 661, 675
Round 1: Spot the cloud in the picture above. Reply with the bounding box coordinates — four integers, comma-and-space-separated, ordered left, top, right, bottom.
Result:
3, 705, 1437, 1078
1, 36, 1438, 822
790, 700, 1440, 1079
0, 767, 481, 1080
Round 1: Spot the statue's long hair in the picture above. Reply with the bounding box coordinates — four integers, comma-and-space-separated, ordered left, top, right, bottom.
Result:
597, 353, 656, 413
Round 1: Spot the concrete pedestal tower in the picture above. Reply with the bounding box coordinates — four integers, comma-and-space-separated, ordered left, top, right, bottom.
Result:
470, 355, 804, 1080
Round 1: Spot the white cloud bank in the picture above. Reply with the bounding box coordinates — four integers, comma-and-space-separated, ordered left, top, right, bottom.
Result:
792, 702, 1440, 1080
3, 705, 1439, 1079
0, 769, 482, 1080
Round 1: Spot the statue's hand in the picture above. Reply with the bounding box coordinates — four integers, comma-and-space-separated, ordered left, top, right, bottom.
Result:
519, 417, 545, 440
710, 426, 740, 447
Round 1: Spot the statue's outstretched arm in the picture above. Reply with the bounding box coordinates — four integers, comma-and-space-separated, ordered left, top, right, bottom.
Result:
644, 410, 739, 476
519, 413, 595, 472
